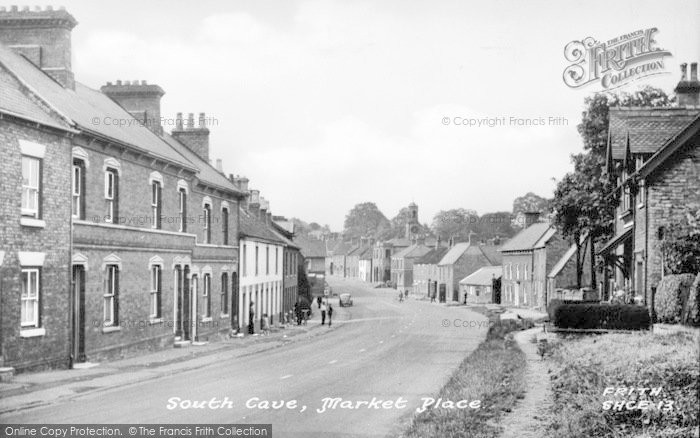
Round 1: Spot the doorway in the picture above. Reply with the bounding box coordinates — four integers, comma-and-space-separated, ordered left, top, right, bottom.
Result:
71, 265, 86, 365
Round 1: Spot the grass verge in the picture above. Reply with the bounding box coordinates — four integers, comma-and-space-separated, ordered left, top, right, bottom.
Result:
402, 322, 527, 438
545, 330, 700, 438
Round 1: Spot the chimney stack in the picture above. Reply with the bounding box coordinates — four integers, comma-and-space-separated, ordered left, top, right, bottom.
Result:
524, 211, 541, 228
215, 158, 223, 173
248, 189, 260, 216
172, 111, 210, 161
101, 80, 165, 135
675, 62, 700, 107
435, 236, 441, 249
0, 6, 78, 89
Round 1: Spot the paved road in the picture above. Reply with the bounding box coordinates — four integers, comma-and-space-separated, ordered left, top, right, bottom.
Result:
2, 278, 488, 437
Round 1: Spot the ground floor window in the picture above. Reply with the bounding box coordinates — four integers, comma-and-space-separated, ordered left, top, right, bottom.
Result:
104, 265, 119, 326
150, 265, 162, 318
203, 274, 211, 318
21, 268, 40, 327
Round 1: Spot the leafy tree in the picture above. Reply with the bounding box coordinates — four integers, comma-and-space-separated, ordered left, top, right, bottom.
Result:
473, 211, 517, 242
662, 206, 700, 274
343, 202, 390, 241
512, 193, 551, 229
552, 86, 672, 289
431, 208, 478, 242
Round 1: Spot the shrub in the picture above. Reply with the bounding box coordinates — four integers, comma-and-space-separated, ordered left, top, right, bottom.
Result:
654, 273, 696, 324
553, 303, 651, 330
547, 298, 598, 320
685, 273, 700, 326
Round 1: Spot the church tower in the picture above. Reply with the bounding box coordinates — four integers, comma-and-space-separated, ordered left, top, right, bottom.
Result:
405, 202, 420, 240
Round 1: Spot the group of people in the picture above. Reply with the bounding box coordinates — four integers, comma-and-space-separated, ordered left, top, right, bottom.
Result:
317, 295, 334, 326
398, 289, 409, 302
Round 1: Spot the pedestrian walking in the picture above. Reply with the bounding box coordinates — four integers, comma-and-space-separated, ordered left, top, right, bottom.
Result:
320, 301, 327, 325
248, 301, 255, 334
317, 295, 322, 308
303, 308, 309, 325
398, 291, 403, 302
404, 289, 409, 299
262, 313, 270, 336
328, 304, 333, 327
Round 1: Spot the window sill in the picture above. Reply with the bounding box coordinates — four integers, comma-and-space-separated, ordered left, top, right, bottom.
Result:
201, 317, 213, 323
20, 217, 46, 228
20, 327, 45, 338
149, 318, 163, 325
220, 314, 229, 319
637, 203, 645, 209
101, 325, 121, 333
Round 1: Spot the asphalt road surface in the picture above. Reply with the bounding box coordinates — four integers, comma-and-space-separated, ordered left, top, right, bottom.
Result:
2, 278, 489, 438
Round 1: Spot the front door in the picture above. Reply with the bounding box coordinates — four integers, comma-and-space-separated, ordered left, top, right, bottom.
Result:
439, 284, 446, 303
71, 265, 86, 365
175, 266, 192, 341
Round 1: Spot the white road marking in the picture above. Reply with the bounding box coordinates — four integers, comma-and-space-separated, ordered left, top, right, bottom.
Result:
328, 360, 338, 364
379, 340, 384, 344
359, 348, 366, 352
281, 374, 292, 380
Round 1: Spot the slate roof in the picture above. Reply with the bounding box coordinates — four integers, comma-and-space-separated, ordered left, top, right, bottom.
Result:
499, 222, 555, 252
459, 266, 503, 286
0, 43, 196, 170
329, 241, 354, 256
386, 237, 411, 247
239, 210, 285, 244
608, 107, 700, 160
294, 234, 327, 259
438, 242, 471, 266
393, 244, 432, 260
415, 247, 449, 265
479, 245, 503, 265
162, 133, 242, 194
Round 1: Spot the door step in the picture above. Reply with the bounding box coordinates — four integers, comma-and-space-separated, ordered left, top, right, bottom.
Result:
173, 340, 192, 348
0, 367, 15, 382
72, 362, 99, 370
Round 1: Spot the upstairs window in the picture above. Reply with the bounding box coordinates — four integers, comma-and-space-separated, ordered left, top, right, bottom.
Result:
203, 202, 212, 243
242, 244, 247, 277
104, 169, 118, 223
266, 246, 270, 275
222, 207, 229, 245
151, 181, 162, 229
72, 159, 86, 219
21, 156, 41, 218
178, 188, 187, 232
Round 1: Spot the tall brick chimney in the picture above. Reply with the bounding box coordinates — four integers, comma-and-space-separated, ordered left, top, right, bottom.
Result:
0, 6, 78, 89
248, 189, 260, 217
101, 80, 165, 134
259, 198, 269, 223
524, 211, 541, 228
675, 62, 700, 107
172, 112, 210, 161
230, 175, 249, 209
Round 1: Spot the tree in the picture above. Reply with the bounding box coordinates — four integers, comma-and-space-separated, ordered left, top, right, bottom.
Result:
383, 207, 430, 239
552, 86, 672, 289
662, 206, 700, 275
473, 211, 517, 242
512, 192, 551, 228
431, 208, 478, 242
343, 202, 390, 241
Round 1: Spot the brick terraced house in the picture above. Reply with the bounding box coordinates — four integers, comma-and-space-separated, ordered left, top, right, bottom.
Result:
0, 6, 250, 372
599, 63, 700, 305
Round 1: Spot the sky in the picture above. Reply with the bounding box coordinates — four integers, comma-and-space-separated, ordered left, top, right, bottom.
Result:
43, 0, 700, 229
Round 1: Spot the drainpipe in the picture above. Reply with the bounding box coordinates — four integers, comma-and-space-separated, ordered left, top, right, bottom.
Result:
68, 157, 75, 369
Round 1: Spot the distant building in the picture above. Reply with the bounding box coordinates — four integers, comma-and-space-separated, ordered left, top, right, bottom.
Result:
372, 241, 394, 282
391, 244, 432, 293
359, 249, 373, 282
413, 242, 449, 298
326, 241, 353, 278
598, 63, 700, 304
460, 266, 503, 305
295, 234, 327, 275
437, 241, 501, 303
500, 213, 569, 309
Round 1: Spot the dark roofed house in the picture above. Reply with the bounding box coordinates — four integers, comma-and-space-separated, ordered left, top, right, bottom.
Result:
437, 242, 501, 303
295, 234, 327, 275
391, 244, 432, 293
599, 63, 700, 306
500, 214, 569, 309
413, 245, 449, 298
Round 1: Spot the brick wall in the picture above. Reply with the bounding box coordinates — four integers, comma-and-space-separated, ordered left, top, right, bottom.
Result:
645, 141, 700, 302
0, 119, 72, 371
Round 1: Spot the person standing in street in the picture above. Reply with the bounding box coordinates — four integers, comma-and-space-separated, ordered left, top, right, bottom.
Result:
248, 301, 255, 334
327, 304, 333, 327
262, 313, 270, 336
317, 295, 322, 308
320, 301, 327, 325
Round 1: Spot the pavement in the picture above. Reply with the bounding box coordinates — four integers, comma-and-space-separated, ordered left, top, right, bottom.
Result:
0, 277, 489, 438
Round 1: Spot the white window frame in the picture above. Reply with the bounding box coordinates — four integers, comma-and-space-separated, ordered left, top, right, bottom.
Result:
72, 160, 83, 219
21, 268, 40, 327
221, 206, 229, 245
150, 264, 161, 318
178, 188, 187, 232
203, 273, 211, 318
104, 169, 116, 223
104, 264, 118, 326
21, 156, 41, 218
242, 244, 247, 277
203, 202, 212, 244
151, 181, 161, 229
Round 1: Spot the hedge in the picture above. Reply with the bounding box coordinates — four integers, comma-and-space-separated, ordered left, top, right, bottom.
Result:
552, 303, 651, 330
547, 298, 598, 320
654, 273, 696, 324
685, 273, 700, 326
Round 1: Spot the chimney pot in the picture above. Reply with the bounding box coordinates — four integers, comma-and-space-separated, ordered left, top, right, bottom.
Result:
680, 63, 688, 81
22, 6, 29, 11
116, 80, 122, 85
187, 113, 195, 129
10, 6, 18, 11
141, 80, 147, 85
675, 61, 700, 107
215, 158, 223, 173
198, 112, 206, 128
691, 62, 698, 81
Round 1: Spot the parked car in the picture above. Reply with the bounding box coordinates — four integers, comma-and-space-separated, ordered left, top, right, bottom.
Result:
338, 293, 353, 307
